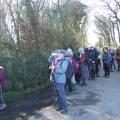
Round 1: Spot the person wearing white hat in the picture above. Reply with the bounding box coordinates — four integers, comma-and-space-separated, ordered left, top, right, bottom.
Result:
78, 48, 89, 86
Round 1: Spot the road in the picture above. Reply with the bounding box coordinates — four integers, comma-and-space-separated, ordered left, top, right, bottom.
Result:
28, 71, 120, 120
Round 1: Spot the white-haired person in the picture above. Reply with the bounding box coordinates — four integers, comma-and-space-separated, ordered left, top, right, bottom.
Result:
66, 48, 78, 93
78, 48, 89, 86
49, 51, 68, 114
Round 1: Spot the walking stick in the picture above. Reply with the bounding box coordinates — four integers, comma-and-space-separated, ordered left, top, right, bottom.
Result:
0, 83, 4, 104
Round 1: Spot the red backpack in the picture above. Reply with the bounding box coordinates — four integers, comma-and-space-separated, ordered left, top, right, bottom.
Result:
78, 54, 86, 64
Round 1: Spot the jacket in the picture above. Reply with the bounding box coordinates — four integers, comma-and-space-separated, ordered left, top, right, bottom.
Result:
103, 52, 111, 64
116, 50, 120, 61
86, 49, 98, 63
53, 59, 68, 84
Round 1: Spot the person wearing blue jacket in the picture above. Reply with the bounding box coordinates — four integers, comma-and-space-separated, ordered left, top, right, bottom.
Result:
102, 47, 112, 78
50, 52, 68, 114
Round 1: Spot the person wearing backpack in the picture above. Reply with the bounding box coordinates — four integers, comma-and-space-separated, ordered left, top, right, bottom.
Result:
116, 47, 120, 71
78, 48, 89, 86
0, 66, 7, 111
66, 48, 78, 93
102, 47, 112, 78
49, 52, 68, 114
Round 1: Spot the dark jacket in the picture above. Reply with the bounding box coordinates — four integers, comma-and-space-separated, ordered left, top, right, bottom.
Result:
85, 48, 99, 63
103, 52, 111, 64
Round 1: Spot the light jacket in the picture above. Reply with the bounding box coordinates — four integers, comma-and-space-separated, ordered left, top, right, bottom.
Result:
53, 59, 68, 84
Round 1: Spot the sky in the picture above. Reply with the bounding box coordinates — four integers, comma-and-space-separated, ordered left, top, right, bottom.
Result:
80, 0, 106, 46
52, 0, 107, 46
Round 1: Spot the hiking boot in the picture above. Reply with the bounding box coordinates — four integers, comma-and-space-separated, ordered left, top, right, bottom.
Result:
106, 75, 110, 78
0, 103, 7, 111
73, 90, 79, 94
61, 109, 68, 114
96, 74, 100, 77
56, 107, 62, 111
91, 77, 95, 80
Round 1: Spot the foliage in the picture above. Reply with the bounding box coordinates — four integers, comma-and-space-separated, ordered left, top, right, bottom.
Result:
0, 0, 88, 91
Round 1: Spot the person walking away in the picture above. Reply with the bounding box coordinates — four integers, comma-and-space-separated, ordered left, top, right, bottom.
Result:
78, 48, 89, 86
102, 47, 111, 78
116, 47, 120, 71
0, 66, 7, 111
49, 52, 68, 114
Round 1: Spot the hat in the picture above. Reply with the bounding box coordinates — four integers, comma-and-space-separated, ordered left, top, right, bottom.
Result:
51, 49, 60, 57
60, 50, 67, 56
66, 48, 73, 57
78, 48, 85, 54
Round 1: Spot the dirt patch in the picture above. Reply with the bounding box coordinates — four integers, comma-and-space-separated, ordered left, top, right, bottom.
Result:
0, 88, 56, 120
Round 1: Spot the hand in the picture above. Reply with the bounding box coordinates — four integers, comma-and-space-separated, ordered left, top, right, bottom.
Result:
51, 65, 55, 73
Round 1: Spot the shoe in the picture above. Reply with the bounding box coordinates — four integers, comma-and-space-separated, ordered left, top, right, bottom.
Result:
73, 91, 79, 94
106, 75, 110, 78
0, 103, 7, 111
56, 107, 62, 111
103, 75, 107, 77
92, 78, 95, 80
61, 109, 68, 114
96, 75, 100, 77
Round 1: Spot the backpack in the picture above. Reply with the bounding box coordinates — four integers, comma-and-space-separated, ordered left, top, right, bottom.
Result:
65, 59, 74, 80
78, 54, 86, 64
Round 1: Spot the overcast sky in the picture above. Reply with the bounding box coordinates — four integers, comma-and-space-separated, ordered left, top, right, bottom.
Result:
52, 0, 115, 46
52, 0, 107, 46
80, 0, 107, 46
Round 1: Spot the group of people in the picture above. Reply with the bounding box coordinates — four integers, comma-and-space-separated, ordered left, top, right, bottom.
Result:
48, 46, 120, 114
0, 46, 120, 112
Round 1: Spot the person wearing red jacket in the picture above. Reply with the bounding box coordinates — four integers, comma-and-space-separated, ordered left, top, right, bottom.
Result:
78, 48, 89, 86
116, 47, 120, 71
0, 66, 7, 111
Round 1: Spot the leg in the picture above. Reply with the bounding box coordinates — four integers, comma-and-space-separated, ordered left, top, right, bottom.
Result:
91, 63, 96, 79
0, 85, 6, 110
96, 63, 99, 76
104, 63, 107, 76
88, 63, 91, 79
83, 64, 89, 85
54, 84, 62, 109
0, 90, 3, 106
118, 61, 120, 71
56, 83, 67, 111
107, 64, 110, 76
66, 79, 72, 92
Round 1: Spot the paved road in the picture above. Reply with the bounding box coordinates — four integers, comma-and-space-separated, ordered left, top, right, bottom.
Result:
28, 71, 120, 120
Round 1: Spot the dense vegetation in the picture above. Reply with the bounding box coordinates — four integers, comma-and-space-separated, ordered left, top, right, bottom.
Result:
0, 0, 87, 92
